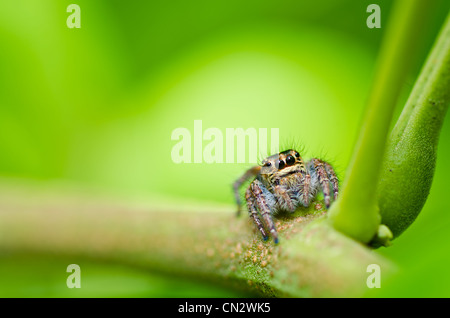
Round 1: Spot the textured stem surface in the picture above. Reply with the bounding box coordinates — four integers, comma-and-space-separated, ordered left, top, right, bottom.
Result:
0, 180, 391, 297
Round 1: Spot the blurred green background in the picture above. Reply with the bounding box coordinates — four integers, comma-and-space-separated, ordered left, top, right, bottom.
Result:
0, 0, 449, 297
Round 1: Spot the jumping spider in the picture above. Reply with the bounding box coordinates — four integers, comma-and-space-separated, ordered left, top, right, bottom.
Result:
233, 149, 339, 243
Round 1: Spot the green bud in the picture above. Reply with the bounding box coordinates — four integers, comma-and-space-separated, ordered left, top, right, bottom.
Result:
377, 14, 450, 238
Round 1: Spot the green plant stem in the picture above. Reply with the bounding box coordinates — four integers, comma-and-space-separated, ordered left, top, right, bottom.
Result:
0, 180, 392, 297
377, 11, 450, 237
328, 0, 432, 243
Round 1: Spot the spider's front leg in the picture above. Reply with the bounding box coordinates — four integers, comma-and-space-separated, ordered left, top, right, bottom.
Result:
245, 188, 268, 241
248, 179, 279, 243
308, 158, 339, 208
233, 165, 261, 216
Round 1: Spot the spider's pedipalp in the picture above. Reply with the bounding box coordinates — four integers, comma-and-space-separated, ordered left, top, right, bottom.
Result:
274, 183, 296, 212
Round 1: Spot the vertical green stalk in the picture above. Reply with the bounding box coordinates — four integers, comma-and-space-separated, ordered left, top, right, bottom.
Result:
328, 0, 431, 243
377, 12, 450, 238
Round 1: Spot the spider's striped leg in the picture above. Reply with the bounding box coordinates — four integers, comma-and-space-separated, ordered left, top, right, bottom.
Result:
232, 166, 261, 216
301, 172, 311, 207
324, 162, 339, 201
245, 188, 268, 241
250, 180, 279, 243
311, 158, 332, 209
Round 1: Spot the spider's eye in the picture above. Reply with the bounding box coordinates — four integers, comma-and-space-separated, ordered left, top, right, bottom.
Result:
264, 162, 272, 167
277, 160, 285, 170
294, 151, 300, 158
286, 155, 295, 166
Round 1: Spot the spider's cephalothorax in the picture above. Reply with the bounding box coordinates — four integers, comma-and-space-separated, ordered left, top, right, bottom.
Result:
233, 149, 338, 243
